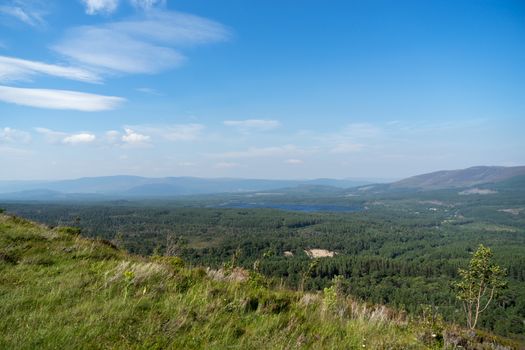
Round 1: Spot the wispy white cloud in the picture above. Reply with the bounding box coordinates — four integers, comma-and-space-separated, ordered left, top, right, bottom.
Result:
112, 11, 230, 45
1, 7, 229, 113
53, 11, 230, 75
54, 26, 184, 74
130, 0, 165, 10
107, 128, 152, 147
342, 123, 382, 139
81, 0, 166, 15
0, 2, 45, 27
223, 119, 280, 132
390, 119, 488, 134
0, 127, 31, 143
62, 133, 96, 145
105, 130, 121, 144
128, 124, 204, 141
0, 145, 32, 157
121, 128, 150, 146
99, 124, 202, 148
162, 124, 203, 141
34, 127, 66, 143
0, 85, 124, 111
212, 144, 306, 159
81, 0, 119, 15
35, 127, 152, 147
35, 128, 96, 145
285, 159, 304, 165
0, 55, 101, 83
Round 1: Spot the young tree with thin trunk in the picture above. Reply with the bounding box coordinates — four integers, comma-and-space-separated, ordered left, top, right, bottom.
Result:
454, 244, 507, 330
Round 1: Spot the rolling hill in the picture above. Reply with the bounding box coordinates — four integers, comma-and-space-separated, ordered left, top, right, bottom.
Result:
391, 166, 525, 190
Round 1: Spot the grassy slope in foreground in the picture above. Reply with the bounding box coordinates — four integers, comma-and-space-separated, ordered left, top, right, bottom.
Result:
0, 214, 520, 350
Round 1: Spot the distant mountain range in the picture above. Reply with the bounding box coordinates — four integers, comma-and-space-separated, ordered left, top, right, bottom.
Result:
0, 176, 376, 200
0, 166, 523, 200
391, 166, 525, 190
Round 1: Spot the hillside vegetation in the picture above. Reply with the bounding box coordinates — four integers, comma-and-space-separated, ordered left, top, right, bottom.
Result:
1, 214, 522, 349
5, 195, 524, 340
391, 166, 525, 190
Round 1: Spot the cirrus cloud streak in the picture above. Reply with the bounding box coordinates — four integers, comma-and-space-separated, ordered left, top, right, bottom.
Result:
0, 85, 124, 111
53, 11, 230, 75
0, 55, 102, 83
81, 0, 119, 15
0, 3, 45, 27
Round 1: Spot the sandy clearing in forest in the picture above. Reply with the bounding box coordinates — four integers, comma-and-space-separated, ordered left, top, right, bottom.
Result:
498, 208, 523, 215
304, 249, 336, 258
458, 188, 497, 195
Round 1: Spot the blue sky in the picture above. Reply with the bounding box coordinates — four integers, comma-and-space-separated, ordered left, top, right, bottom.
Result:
0, 0, 524, 180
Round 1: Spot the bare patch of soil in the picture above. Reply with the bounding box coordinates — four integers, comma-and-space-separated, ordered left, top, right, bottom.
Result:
304, 249, 336, 258
458, 188, 497, 195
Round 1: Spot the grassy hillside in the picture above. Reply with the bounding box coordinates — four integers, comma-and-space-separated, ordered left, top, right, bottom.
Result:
0, 214, 520, 349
